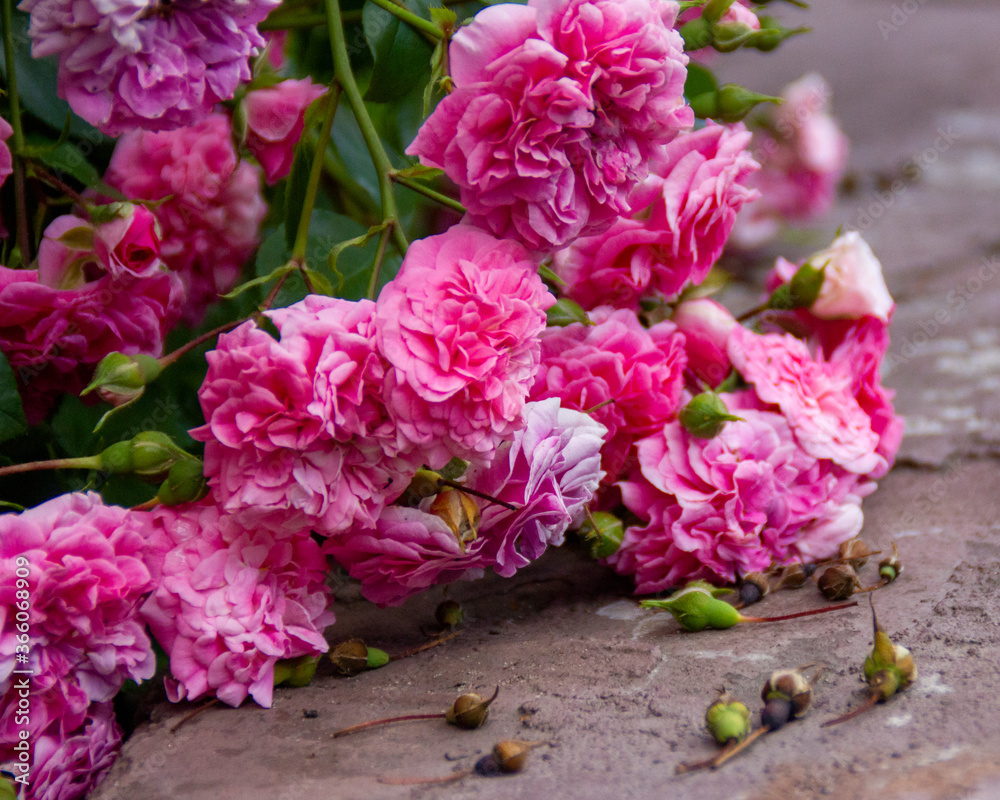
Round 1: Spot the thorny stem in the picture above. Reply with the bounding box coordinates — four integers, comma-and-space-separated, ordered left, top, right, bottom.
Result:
259, 272, 290, 313
390, 173, 466, 214
29, 165, 90, 213
325, 0, 409, 256
821, 692, 879, 727
388, 630, 461, 661
331, 712, 445, 739
292, 85, 342, 263
739, 600, 858, 623
1, 0, 31, 261
168, 699, 220, 734
0, 456, 101, 479
158, 319, 245, 368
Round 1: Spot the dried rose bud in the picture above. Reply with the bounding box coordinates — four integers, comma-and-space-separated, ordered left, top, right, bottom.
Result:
445, 686, 498, 729
329, 639, 388, 676
879, 542, 903, 584
818, 564, 860, 601
838, 537, 875, 571
430, 487, 481, 551
738, 572, 770, 606
435, 599, 464, 628
493, 740, 534, 773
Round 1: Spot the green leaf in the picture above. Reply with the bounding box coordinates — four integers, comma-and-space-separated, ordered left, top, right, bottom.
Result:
303, 268, 334, 297
0, 353, 27, 445
363, 0, 434, 103
221, 262, 295, 300
394, 164, 444, 180
684, 62, 718, 100
25, 139, 102, 188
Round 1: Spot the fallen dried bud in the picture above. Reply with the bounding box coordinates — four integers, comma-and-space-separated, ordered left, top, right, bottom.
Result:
445, 685, 499, 729
329, 639, 387, 676
435, 599, 464, 628
838, 537, 876, 571
818, 563, 860, 601
878, 542, 903, 584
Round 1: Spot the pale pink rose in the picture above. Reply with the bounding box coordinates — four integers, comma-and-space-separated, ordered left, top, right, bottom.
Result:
101, 114, 267, 325
609, 399, 865, 591
243, 78, 327, 184
376, 226, 553, 467
325, 399, 605, 605
0, 494, 155, 742
804, 232, 894, 321
732, 73, 848, 247
408, 0, 691, 252
22, 702, 121, 800
554, 122, 759, 309
192, 314, 415, 536
728, 325, 883, 475
671, 298, 737, 387
137, 501, 333, 708
529, 306, 686, 480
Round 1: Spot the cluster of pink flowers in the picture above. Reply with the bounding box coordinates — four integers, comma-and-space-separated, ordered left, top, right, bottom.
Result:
605, 233, 900, 589
409, 0, 692, 252
101, 113, 268, 325
19, 0, 281, 135
0, 493, 155, 797
0, 207, 182, 421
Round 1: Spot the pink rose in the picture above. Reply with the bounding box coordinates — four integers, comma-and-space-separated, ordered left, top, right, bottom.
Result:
325, 399, 605, 605
93, 203, 162, 280
101, 114, 267, 325
243, 78, 327, 184
733, 73, 848, 247
137, 501, 333, 708
728, 325, 883, 475
0, 116, 11, 234
609, 399, 865, 591
804, 232, 894, 321
671, 298, 737, 387
408, 0, 691, 252
529, 306, 686, 480
376, 226, 553, 467
554, 122, 759, 309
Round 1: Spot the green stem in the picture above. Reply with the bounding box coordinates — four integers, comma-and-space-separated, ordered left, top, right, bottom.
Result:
325, 0, 408, 255
365, 0, 441, 41
292, 85, 342, 263
1, 0, 31, 262
259, 12, 327, 30
0, 456, 102, 479
391, 173, 466, 214
366, 222, 392, 300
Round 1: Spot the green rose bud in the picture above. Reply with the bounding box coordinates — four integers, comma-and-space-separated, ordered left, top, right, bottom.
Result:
768, 261, 826, 311
0, 776, 16, 800
680, 17, 713, 50
576, 511, 625, 559
274, 655, 320, 688
679, 391, 744, 439
82, 352, 163, 406
745, 23, 810, 52
705, 691, 751, 744
690, 84, 781, 124
99, 432, 193, 481
156, 459, 208, 506
641, 584, 741, 631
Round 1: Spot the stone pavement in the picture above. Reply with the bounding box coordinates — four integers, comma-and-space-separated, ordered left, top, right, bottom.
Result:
91, 2, 1000, 798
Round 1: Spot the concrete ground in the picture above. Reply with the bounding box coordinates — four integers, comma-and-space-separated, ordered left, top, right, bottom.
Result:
91, 2, 1000, 798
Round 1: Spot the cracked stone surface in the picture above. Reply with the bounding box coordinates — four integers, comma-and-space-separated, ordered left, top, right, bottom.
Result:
90, 2, 1000, 798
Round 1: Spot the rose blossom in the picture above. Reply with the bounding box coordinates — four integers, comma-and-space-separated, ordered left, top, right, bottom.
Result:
0, 494, 154, 742
101, 114, 267, 325
193, 308, 415, 537
0, 215, 182, 421
728, 325, 883, 476
23, 702, 122, 800
554, 122, 759, 310
609, 399, 865, 591
325, 400, 605, 605
671, 298, 738, 387
0, 116, 11, 199
529, 306, 686, 480
732, 73, 848, 248
376, 226, 553, 467
19, 0, 280, 135
798, 232, 893, 321
408, 0, 691, 252
243, 78, 327, 184
136, 501, 334, 708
